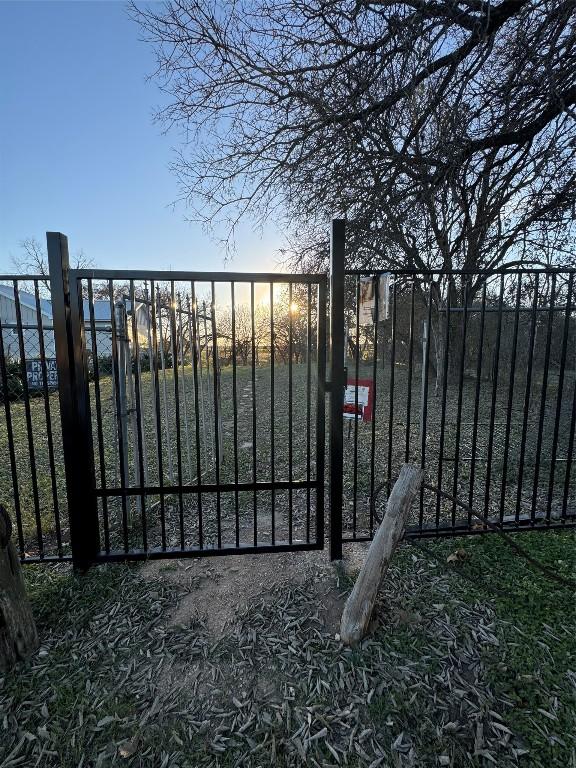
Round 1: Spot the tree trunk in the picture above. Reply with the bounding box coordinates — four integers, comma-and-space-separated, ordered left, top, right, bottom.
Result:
432, 317, 443, 395
0, 506, 39, 672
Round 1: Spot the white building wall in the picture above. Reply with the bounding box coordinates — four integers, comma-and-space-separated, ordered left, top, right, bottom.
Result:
1, 290, 147, 367
0, 292, 56, 360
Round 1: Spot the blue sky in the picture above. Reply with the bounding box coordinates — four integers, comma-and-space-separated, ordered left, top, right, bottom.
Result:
0, 1, 283, 274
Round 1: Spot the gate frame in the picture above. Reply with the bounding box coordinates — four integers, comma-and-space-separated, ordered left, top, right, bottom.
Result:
48, 235, 327, 567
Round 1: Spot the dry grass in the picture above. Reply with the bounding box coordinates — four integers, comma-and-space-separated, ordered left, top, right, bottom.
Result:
1, 530, 574, 767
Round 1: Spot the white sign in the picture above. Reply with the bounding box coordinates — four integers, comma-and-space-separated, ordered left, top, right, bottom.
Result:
359, 274, 390, 325
343, 382, 372, 421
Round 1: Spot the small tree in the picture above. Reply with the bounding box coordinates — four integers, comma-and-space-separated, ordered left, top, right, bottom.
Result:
11, 237, 95, 296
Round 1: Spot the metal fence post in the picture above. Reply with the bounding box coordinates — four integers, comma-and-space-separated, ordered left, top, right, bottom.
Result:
329, 218, 346, 560
47, 232, 99, 569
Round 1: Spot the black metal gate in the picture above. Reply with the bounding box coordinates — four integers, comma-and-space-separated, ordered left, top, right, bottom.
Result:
47, 233, 326, 568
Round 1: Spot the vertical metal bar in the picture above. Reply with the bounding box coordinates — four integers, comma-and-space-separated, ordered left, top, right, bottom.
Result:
269, 282, 276, 546
515, 275, 539, 521
329, 218, 346, 560
33, 279, 62, 556
316, 279, 327, 548
69, 275, 99, 558
469, 282, 487, 517
170, 282, 185, 547
109, 289, 129, 551
0, 309, 24, 557
210, 282, 222, 548
352, 276, 361, 536
47, 232, 99, 569
135, 299, 148, 487
306, 283, 312, 543
352, 276, 360, 539
405, 280, 416, 462
435, 279, 451, 527
499, 274, 522, 524
115, 301, 131, 523
87, 280, 109, 553
129, 280, 147, 550
188, 288, 203, 547
546, 273, 573, 521
369, 275, 380, 537
483, 275, 505, 521
419, 281, 433, 528
203, 300, 215, 460
144, 283, 158, 487
387, 280, 397, 497
124, 307, 140, 520
561, 336, 576, 519
531, 273, 556, 522
157, 288, 174, 483
12, 280, 43, 554
231, 283, 240, 546
196, 297, 208, 468
288, 281, 294, 544
216, 315, 224, 469
451, 279, 468, 526
178, 293, 193, 482
251, 282, 258, 545
150, 280, 166, 548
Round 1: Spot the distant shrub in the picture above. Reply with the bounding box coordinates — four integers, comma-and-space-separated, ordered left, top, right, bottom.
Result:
0, 360, 24, 402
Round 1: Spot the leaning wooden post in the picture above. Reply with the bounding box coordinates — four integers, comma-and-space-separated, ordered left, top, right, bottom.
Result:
0, 506, 39, 672
340, 464, 423, 646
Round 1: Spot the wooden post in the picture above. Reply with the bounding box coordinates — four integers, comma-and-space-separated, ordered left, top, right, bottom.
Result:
0, 506, 39, 671
340, 464, 423, 646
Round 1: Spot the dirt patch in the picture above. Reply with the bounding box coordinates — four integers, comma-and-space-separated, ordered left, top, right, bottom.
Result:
143, 544, 362, 707
141, 544, 359, 637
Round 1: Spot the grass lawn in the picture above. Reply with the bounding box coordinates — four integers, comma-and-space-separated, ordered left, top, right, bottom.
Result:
1, 529, 574, 767
2, 356, 574, 558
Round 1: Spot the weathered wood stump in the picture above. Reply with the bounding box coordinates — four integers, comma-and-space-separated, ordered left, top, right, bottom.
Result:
0, 505, 38, 672
340, 464, 423, 646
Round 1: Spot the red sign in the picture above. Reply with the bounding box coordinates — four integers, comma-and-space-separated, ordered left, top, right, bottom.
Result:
344, 378, 374, 422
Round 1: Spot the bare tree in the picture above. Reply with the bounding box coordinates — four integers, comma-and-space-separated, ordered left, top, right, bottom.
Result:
132, 0, 576, 387
218, 302, 269, 365
131, 0, 576, 281
12, 237, 95, 295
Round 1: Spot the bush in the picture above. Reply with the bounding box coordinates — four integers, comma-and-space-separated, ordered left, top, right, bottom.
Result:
0, 360, 23, 402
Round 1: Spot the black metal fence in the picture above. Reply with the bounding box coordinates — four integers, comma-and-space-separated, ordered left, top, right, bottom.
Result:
1, 225, 575, 566
329, 220, 576, 557
0, 276, 69, 562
